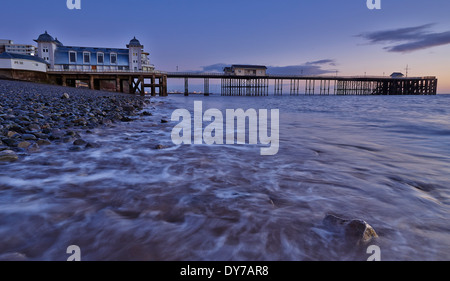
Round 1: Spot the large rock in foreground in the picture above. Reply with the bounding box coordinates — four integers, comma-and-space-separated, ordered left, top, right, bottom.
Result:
0, 150, 19, 162
323, 214, 378, 246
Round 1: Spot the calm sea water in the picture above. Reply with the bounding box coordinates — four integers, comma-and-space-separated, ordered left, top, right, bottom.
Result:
1, 94, 450, 261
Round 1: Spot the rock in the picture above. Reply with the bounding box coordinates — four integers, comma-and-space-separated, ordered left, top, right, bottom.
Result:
42, 128, 52, 135
73, 139, 87, 146
62, 93, 70, 99
73, 118, 87, 126
20, 116, 31, 122
85, 142, 101, 149
37, 139, 52, 146
62, 136, 74, 143
121, 116, 134, 122
7, 131, 19, 138
155, 144, 167, 150
0, 150, 18, 162
141, 111, 152, 116
9, 125, 25, 134
2, 138, 17, 147
345, 219, 378, 244
27, 143, 39, 153
17, 141, 31, 149
322, 214, 378, 245
22, 134, 37, 141
28, 124, 41, 131
33, 133, 49, 139
161, 119, 169, 123
66, 131, 81, 139
122, 105, 135, 112
69, 146, 83, 152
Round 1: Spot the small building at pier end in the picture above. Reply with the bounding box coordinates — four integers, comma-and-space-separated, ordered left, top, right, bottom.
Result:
34, 31, 154, 72
224, 65, 267, 76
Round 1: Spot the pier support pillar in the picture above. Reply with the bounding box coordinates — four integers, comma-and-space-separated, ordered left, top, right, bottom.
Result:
184, 77, 189, 96
204, 78, 209, 95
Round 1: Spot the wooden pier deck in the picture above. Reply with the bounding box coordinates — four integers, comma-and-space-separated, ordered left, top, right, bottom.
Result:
166, 72, 438, 96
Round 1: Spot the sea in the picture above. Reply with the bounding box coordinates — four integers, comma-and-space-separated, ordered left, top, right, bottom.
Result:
1, 94, 450, 261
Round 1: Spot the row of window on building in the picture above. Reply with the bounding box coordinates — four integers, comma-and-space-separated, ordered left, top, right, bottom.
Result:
68, 51, 118, 64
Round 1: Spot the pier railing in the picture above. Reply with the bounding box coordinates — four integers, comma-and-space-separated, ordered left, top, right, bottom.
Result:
48, 69, 167, 75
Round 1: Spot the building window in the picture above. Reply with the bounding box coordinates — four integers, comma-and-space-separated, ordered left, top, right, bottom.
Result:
69, 51, 77, 63
110, 53, 117, 64
83, 52, 91, 64
97, 52, 104, 64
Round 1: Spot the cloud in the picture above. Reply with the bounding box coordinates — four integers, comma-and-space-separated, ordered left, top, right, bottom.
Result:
267, 64, 335, 76
305, 59, 336, 66
201, 63, 228, 73
359, 24, 450, 53
199, 60, 337, 76
386, 31, 450, 52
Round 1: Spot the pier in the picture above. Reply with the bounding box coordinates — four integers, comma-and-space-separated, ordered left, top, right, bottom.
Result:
3, 69, 436, 96
167, 72, 438, 96
47, 70, 168, 96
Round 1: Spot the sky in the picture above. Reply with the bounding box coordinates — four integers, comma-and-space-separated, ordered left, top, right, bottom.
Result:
1, 0, 450, 93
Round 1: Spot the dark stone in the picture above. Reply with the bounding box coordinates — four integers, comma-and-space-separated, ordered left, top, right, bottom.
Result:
322, 214, 378, 246
33, 133, 49, 139
42, 128, 52, 135
141, 111, 152, 116
161, 119, 169, 123
17, 141, 31, 149
121, 116, 134, 122
122, 105, 135, 112
20, 116, 31, 122
155, 144, 167, 150
69, 146, 83, 152
85, 142, 101, 149
62, 136, 74, 143
2, 138, 17, 147
27, 143, 40, 153
37, 139, 52, 146
9, 126, 25, 134
22, 134, 37, 141
73, 139, 87, 146
28, 124, 41, 131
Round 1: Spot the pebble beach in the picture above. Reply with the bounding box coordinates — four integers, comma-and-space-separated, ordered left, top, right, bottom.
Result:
0, 79, 152, 162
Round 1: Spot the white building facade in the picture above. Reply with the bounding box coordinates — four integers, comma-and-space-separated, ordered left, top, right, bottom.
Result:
34, 31, 154, 72
0, 52, 48, 72
0, 40, 37, 56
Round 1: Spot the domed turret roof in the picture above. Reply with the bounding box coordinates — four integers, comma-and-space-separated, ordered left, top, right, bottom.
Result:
54, 37, 63, 46
35, 31, 55, 43
127, 37, 142, 47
